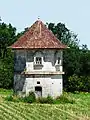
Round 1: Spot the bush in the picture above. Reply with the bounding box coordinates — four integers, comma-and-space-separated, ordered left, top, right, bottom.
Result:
5, 95, 13, 101
67, 75, 81, 92
5, 95, 20, 102
23, 91, 36, 103
5, 92, 36, 103
5, 92, 75, 104
37, 93, 75, 104
37, 97, 48, 104
65, 75, 90, 92
47, 95, 54, 104
37, 95, 54, 104
80, 76, 90, 92
53, 92, 75, 104
55, 94, 75, 104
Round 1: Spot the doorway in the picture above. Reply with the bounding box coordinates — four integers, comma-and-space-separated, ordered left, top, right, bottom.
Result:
35, 86, 42, 98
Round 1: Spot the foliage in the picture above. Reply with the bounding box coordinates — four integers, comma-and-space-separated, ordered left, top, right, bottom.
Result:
55, 93, 75, 104
79, 49, 90, 76
0, 88, 13, 95
4, 91, 75, 104
47, 22, 79, 48
37, 97, 49, 104
0, 49, 14, 88
46, 95, 54, 104
0, 22, 16, 58
23, 91, 36, 103
5, 95, 13, 101
66, 75, 90, 92
0, 22, 17, 89
5, 91, 36, 103
37, 95, 54, 104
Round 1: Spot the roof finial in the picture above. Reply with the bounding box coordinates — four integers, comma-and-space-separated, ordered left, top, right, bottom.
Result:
38, 16, 40, 20
0, 16, 2, 21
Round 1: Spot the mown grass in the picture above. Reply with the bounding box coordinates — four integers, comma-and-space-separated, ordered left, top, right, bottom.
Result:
0, 89, 90, 120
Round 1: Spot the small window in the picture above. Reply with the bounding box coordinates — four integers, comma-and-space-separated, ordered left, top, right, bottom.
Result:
57, 57, 60, 64
35, 57, 42, 65
37, 81, 40, 84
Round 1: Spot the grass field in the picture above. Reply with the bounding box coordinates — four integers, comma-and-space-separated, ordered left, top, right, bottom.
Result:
0, 89, 90, 120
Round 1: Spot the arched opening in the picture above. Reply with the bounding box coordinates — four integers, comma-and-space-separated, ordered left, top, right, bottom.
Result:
35, 86, 42, 97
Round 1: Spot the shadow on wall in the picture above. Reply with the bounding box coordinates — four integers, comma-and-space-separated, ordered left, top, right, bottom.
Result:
14, 56, 26, 72
13, 74, 26, 93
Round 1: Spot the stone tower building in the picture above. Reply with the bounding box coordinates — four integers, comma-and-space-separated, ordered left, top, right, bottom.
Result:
10, 20, 67, 98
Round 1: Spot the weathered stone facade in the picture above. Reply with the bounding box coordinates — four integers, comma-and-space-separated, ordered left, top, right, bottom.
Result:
14, 49, 64, 98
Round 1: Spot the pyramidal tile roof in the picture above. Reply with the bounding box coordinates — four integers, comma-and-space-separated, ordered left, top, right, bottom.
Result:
10, 20, 68, 49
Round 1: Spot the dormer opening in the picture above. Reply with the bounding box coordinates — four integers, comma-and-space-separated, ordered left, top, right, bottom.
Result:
33, 51, 43, 69
35, 57, 42, 65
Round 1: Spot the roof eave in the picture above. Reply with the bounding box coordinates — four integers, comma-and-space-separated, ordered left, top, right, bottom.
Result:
9, 47, 68, 50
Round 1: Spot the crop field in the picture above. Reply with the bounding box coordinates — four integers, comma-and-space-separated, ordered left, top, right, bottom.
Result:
0, 89, 90, 120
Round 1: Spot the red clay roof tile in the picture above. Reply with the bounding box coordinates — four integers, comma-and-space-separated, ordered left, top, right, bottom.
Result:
10, 20, 68, 49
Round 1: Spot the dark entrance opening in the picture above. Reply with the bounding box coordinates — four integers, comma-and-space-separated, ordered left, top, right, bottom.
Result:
35, 86, 42, 97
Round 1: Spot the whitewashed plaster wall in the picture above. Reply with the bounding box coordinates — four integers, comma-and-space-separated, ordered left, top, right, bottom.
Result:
24, 75, 62, 98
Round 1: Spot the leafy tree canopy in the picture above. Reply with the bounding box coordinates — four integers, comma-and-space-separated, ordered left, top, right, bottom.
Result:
0, 22, 16, 58
0, 22, 17, 88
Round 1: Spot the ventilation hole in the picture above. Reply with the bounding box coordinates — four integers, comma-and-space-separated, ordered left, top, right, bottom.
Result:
37, 81, 40, 84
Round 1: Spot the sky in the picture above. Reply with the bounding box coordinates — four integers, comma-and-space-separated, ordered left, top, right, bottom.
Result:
0, 0, 90, 49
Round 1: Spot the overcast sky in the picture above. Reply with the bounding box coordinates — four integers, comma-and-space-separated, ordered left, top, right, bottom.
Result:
0, 0, 90, 49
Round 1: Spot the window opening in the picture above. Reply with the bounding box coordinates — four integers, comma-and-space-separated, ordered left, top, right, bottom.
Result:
57, 57, 60, 64
36, 57, 42, 65
37, 81, 40, 84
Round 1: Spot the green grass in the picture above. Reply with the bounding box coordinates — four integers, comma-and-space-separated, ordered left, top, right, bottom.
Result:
0, 89, 13, 95
0, 89, 90, 120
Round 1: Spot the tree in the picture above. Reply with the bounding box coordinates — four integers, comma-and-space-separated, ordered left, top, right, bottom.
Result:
48, 22, 79, 48
0, 22, 17, 88
0, 22, 16, 58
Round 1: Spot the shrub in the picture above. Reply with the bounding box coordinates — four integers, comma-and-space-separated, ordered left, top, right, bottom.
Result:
54, 92, 75, 104
23, 91, 36, 103
66, 75, 90, 92
5, 92, 36, 103
55, 95, 75, 104
67, 75, 80, 92
80, 76, 90, 92
37, 95, 54, 104
46, 95, 54, 104
5, 95, 13, 101
37, 97, 48, 104
5, 95, 20, 102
